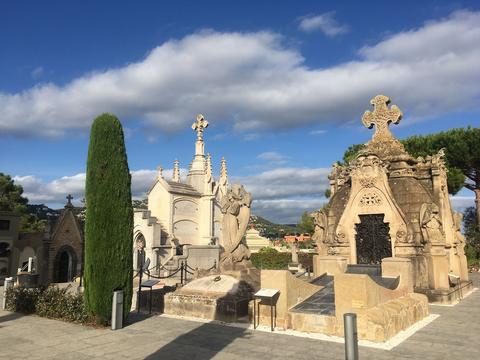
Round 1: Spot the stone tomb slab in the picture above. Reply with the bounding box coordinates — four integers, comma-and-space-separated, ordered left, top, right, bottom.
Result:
164, 275, 251, 322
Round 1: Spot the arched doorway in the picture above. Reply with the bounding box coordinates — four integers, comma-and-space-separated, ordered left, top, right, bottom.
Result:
58, 251, 72, 282
54, 246, 77, 283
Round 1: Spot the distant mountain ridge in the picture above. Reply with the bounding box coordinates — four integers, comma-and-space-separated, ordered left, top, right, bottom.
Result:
249, 214, 297, 239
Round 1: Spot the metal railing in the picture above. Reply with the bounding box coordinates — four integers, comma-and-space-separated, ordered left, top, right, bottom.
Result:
134, 260, 217, 286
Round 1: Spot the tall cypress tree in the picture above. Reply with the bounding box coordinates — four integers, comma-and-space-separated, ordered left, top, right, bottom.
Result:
84, 113, 133, 324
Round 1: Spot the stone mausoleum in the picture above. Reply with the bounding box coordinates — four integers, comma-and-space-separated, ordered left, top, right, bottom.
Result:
312, 95, 471, 303
134, 114, 250, 272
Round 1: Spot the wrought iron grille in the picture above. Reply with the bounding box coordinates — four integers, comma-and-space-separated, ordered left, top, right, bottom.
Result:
355, 214, 392, 264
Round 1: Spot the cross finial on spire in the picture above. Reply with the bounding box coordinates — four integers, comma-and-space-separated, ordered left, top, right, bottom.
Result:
157, 166, 163, 179
65, 194, 73, 208
362, 95, 402, 140
191, 114, 209, 141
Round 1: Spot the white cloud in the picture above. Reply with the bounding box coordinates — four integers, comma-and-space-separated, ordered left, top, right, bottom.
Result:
310, 129, 327, 135
235, 167, 330, 200
14, 165, 330, 223
13, 168, 188, 206
1, 10, 480, 138
243, 133, 260, 142
298, 12, 349, 36
31, 66, 44, 80
257, 151, 288, 164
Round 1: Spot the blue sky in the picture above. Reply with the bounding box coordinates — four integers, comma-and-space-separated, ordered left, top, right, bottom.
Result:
1, 1, 479, 223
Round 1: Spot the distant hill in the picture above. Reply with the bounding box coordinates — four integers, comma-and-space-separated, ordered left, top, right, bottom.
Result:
249, 214, 297, 239
26, 204, 61, 221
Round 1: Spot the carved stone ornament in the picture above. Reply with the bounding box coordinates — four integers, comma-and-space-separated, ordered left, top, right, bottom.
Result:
396, 229, 408, 243
359, 177, 376, 188
360, 192, 382, 206
327, 247, 338, 256
335, 229, 347, 243
420, 203, 445, 244
311, 210, 328, 248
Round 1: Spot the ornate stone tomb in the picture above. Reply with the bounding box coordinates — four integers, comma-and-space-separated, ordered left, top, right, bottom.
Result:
312, 95, 471, 303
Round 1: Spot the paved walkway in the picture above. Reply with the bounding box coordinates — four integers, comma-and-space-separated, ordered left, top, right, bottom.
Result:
1, 274, 479, 360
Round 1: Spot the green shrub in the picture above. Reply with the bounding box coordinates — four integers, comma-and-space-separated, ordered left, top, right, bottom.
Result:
85, 113, 133, 324
5, 285, 89, 323
36, 286, 89, 323
251, 248, 291, 269
5, 286, 43, 313
258, 247, 278, 254
251, 248, 314, 271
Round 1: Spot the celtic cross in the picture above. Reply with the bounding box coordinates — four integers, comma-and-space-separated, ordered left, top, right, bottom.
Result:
362, 95, 402, 140
191, 114, 209, 141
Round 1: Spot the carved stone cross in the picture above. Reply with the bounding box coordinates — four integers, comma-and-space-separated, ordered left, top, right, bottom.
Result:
66, 194, 73, 207
191, 114, 209, 141
362, 95, 402, 140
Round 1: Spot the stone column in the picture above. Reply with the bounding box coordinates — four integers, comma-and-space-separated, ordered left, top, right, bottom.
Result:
426, 243, 450, 290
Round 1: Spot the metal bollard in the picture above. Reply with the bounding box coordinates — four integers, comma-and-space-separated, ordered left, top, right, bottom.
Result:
111, 290, 123, 330
2, 277, 14, 310
344, 313, 359, 360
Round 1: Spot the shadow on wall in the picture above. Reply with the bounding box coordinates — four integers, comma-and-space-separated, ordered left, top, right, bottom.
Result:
144, 321, 251, 360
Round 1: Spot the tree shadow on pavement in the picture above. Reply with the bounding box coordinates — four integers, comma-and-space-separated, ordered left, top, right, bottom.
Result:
0, 311, 24, 324
144, 321, 251, 360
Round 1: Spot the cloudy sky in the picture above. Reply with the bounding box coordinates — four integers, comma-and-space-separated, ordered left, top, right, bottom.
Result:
1, 1, 479, 223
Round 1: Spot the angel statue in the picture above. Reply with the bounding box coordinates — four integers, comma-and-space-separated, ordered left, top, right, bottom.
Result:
219, 184, 253, 266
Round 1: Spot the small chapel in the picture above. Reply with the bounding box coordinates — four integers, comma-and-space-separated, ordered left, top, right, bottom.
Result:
133, 115, 251, 272
312, 95, 471, 303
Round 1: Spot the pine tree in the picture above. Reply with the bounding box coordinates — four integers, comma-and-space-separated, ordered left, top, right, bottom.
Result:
84, 113, 133, 324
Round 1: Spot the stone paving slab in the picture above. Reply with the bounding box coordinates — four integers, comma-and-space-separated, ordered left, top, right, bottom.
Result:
0, 273, 479, 360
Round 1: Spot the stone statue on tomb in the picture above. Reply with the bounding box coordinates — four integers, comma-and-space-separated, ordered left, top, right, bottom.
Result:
311, 210, 328, 254
453, 212, 466, 245
420, 203, 445, 244
291, 239, 299, 264
219, 184, 253, 265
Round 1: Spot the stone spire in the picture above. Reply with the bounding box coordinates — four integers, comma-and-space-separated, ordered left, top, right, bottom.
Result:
206, 153, 212, 183
172, 160, 180, 182
219, 157, 228, 185
157, 166, 163, 180
187, 114, 209, 191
